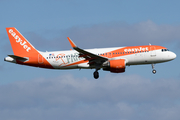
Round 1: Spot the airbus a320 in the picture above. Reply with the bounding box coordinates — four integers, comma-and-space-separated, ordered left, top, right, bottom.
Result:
4, 27, 176, 79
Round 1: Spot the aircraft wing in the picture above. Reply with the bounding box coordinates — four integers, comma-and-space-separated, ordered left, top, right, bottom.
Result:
67, 37, 108, 64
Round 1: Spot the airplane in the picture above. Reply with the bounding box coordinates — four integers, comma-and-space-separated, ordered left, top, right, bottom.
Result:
4, 27, 176, 79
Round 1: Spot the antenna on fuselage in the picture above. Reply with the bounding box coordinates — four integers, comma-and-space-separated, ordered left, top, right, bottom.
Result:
149, 43, 151, 46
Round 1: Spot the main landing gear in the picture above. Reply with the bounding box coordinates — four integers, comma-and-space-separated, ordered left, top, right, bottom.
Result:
93, 65, 101, 79
93, 70, 99, 79
151, 64, 156, 74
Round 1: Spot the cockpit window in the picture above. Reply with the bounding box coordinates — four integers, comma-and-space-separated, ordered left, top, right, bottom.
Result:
162, 49, 169, 52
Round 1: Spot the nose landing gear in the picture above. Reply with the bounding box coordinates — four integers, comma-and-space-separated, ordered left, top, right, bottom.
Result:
151, 64, 156, 74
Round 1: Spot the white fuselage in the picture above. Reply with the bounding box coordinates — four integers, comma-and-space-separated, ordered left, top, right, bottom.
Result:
41, 47, 176, 69
4, 27, 177, 79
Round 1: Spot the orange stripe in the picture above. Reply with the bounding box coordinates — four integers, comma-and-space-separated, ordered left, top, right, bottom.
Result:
99, 45, 166, 58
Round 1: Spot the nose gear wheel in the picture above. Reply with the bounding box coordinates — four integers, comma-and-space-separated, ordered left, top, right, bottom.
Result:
151, 64, 156, 74
152, 69, 156, 74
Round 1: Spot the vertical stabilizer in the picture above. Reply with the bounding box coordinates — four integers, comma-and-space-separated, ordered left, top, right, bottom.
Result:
6, 27, 37, 56
5, 27, 53, 69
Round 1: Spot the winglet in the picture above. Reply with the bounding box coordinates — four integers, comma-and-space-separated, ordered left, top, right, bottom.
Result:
67, 37, 77, 48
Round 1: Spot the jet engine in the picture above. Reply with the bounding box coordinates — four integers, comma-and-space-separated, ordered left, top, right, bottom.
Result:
103, 59, 126, 73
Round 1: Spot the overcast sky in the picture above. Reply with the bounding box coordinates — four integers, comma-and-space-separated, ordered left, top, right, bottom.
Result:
0, 0, 180, 120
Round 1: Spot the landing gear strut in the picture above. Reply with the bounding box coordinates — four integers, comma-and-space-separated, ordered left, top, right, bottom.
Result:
151, 64, 156, 74
93, 70, 99, 79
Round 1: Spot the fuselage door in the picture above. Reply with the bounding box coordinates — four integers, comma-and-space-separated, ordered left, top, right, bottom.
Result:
150, 46, 156, 57
107, 52, 112, 58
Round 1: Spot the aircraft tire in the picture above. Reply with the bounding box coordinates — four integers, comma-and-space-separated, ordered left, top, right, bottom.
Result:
94, 71, 99, 79
152, 70, 156, 74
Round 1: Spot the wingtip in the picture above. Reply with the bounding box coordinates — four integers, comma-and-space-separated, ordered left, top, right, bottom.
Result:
67, 37, 77, 48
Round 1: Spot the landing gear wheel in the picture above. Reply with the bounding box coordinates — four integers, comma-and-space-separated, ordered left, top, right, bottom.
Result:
94, 71, 99, 79
151, 64, 156, 74
152, 70, 156, 74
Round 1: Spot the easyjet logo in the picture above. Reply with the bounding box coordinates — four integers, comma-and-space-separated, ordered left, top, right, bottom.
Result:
124, 47, 148, 52
9, 29, 31, 52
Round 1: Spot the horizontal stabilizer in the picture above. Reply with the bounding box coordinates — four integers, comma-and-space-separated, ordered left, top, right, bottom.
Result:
8, 55, 28, 61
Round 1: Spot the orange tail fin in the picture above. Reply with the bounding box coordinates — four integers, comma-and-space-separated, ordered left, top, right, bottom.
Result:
6, 27, 54, 69
6, 27, 38, 56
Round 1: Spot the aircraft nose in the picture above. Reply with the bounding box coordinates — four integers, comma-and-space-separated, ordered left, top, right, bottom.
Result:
170, 52, 176, 60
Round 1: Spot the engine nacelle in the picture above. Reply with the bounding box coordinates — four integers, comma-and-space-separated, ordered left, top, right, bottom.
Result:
103, 59, 126, 73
